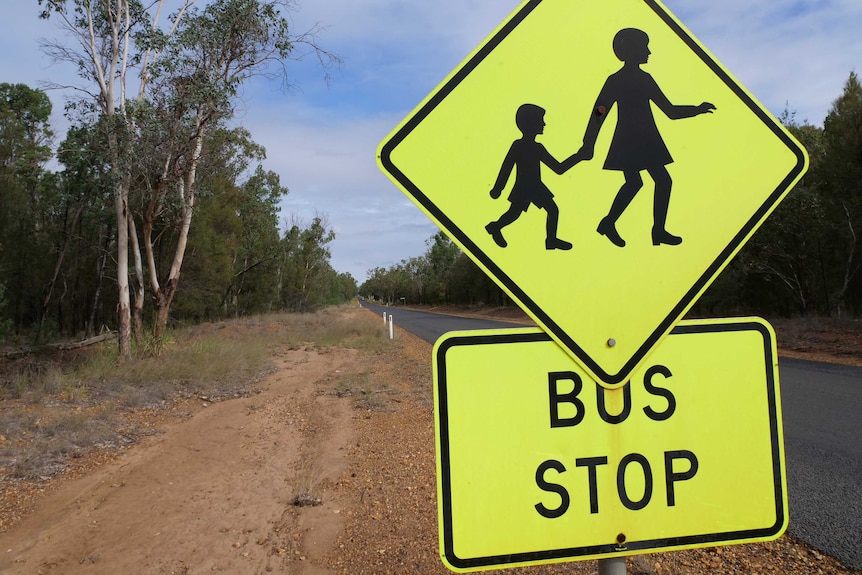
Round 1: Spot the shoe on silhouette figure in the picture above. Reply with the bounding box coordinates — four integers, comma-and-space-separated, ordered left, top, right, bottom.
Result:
651, 228, 682, 246
597, 217, 625, 247
486, 222, 507, 247
545, 237, 573, 251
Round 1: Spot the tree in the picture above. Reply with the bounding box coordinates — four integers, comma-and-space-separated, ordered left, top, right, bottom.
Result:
38, 0, 195, 357
0, 83, 53, 174
820, 72, 862, 315
170, 173, 242, 322
448, 253, 507, 306
0, 281, 11, 341
38, 0, 337, 352
360, 267, 393, 303
0, 84, 54, 335
226, 165, 287, 314
717, 115, 830, 316
424, 232, 460, 304
137, 0, 299, 342
330, 272, 358, 304
174, 159, 287, 320
279, 216, 336, 311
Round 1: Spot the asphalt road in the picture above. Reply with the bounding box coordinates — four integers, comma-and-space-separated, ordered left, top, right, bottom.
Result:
360, 301, 862, 570
779, 358, 862, 570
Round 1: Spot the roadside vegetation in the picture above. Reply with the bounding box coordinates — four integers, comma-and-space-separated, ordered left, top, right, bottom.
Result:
0, 2, 354, 359
0, 306, 386, 483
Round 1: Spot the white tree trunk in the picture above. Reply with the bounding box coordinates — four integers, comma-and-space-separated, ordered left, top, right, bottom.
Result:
43, 0, 193, 358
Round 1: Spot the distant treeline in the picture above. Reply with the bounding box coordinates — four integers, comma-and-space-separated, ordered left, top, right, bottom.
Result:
361, 73, 862, 318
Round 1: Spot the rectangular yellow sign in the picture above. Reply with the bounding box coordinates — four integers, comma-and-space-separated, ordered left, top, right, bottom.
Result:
433, 319, 787, 571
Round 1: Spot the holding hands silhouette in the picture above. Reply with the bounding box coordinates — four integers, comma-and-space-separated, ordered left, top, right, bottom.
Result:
485, 28, 715, 252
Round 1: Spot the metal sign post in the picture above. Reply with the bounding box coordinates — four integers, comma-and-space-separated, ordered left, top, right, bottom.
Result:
599, 557, 626, 575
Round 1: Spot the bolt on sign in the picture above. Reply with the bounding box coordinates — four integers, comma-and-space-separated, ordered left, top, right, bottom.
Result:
433, 320, 787, 571
377, 0, 808, 387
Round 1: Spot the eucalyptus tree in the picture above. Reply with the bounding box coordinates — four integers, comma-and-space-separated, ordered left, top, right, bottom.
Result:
0, 83, 53, 172
38, 0, 195, 357
228, 165, 287, 314
0, 283, 11, 341
56, 123, 117, 336
724, 116, 829, 315
171, 157, 286, 321
38, 0, 336, 352
330, 272, 358, 304
137, 0, 336, 341
278, 216, 336, 312
424, 232, 460, 304
360, 267, 391, 303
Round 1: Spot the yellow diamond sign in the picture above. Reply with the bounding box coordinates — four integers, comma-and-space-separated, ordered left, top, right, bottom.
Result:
377, 0, 807, 386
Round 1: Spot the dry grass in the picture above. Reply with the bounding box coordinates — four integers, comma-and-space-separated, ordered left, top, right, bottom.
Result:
291, 463, 326, 508
334, 370, 395, 411
0, 407, 120, 480
0, 305, 386, 481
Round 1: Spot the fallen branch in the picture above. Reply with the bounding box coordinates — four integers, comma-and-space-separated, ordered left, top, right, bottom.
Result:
1, 331, 117, 359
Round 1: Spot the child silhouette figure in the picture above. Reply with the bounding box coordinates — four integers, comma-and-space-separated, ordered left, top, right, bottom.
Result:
486, 104, 584, 250
578, 28, 716, 247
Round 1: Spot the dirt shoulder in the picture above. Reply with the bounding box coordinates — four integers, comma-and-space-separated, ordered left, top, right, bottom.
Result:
0, 344, 358, 574
1, 307, 860, 574
321, 314, 860, 575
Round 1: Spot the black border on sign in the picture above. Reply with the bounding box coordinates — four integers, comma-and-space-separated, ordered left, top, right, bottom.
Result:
434, 321, 785, 570
378, 0, 808, 386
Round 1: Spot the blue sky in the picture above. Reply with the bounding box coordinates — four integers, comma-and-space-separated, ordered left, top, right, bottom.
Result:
1, 0, 860, 282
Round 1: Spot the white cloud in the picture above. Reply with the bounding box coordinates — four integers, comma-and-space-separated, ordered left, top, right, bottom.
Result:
664, 0, 862, 123
234, 93, 439, 280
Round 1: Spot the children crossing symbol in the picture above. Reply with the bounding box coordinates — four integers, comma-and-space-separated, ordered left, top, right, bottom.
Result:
378, 0, 807, 387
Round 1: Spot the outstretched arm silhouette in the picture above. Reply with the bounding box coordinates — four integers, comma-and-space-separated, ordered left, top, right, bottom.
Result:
578, 79, 715, 161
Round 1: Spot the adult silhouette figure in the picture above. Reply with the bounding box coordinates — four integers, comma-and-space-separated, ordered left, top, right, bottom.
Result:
579, 28, 716, 247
